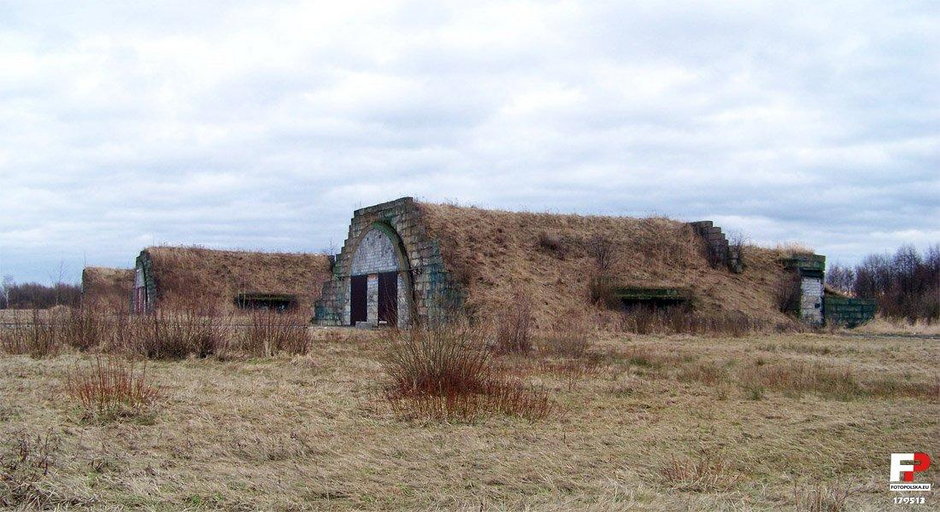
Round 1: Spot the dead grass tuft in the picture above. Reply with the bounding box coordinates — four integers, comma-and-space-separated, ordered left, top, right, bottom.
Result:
0, 430, 60, 508
493, 291, 533, 354
616, 307, 765, 337
538, 326, 592, 359
793, 483, 852, 512
659, 449, 741, 492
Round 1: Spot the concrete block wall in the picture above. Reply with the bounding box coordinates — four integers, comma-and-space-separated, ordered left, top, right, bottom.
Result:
782, 254, 827, 327
800, 276, 824, 326
689, 221, 743, 273
351, 228, 399, 275
315, 197, 461, 327
133, 251, 157, 313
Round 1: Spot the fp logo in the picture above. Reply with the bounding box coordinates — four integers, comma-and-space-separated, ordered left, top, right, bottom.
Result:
891, 453, 931, 482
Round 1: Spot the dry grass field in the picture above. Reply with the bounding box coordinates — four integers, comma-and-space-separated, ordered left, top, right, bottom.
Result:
1, 322, 937, 511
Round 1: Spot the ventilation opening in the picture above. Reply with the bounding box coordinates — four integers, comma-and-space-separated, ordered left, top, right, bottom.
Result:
235, 293, 297, 312
614, 287, 693, 311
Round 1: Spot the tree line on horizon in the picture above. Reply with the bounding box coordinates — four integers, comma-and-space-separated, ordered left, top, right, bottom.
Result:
827, 244, 939, 323
0, 279, 81, 309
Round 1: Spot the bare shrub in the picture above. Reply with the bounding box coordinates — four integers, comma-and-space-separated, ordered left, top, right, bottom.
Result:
494, 291, 533, 354
659, 449, 741, 491
825, 263, 855, 296
0, 310, 60, 358
383, 323, 551, 422
727, 229, 747, 271
0, 430, 60, 508
774, 272, 802, 315
537, 231, 566, 258
384, 322, 492, 397
736, 360, 937, 400
132, 309, 225, 359
0, 281, 80, 309
66, 355, 160, 420
236, 311, 310, 357
388, 379, 552, 423
585, 235, 615, 271
59, 307, 107, 351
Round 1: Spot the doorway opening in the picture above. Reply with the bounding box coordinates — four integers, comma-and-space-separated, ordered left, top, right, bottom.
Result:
378, 271, 398, 326
350, 275, 367, 325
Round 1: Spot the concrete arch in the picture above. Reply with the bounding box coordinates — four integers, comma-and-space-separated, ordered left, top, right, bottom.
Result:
345, 222, 416, 326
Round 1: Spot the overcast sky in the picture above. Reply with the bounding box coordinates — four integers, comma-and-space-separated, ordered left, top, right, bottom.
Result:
1, 1, 937, 283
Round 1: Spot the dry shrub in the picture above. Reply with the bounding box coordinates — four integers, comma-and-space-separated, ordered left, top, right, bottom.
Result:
388, 379, 552, 423
66, 355, 160, 420
384, 323, 492, 397
776, 242, 816, 256
0, 310, 60, 358
659, 449, 741, 492
727, 229, 747, 271
494, 291, 533, 354
131, 309, 226, 359
383, 323, 551, 422
537, 231, 566, 257
236, 311, 310, 357
59, 307, 107, 351
775, 272, 802, 314
0, 430, 60, 508
585, 234, 615, 271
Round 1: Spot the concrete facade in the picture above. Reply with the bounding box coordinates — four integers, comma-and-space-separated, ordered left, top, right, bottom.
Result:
799, 276, 824, 326
315, 197, 462, 327
782, 254, 826, 327
133, 253, 157, 313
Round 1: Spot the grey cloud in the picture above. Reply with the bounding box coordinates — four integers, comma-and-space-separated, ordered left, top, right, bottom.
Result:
0, 0, 937, 283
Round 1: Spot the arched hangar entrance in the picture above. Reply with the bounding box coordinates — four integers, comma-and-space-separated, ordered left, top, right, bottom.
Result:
347, 223, 414, 327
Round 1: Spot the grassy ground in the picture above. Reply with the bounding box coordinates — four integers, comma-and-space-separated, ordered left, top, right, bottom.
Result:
1, 328, 937, 511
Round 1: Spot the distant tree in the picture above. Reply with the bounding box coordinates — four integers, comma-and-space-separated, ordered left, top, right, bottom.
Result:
1, 281, 81, 309
0, 275, 13, 308
847, 244, 939, 323
825, 263, 855, 295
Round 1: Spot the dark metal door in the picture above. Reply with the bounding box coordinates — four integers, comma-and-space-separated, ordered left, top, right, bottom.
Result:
378, 272, 398, 326
350, 275, 367, 325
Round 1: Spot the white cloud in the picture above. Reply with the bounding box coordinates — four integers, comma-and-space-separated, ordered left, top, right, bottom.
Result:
0, 0, 937, 282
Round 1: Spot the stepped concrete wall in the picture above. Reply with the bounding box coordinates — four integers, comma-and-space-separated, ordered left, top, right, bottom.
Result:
689, 221, 743, 273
